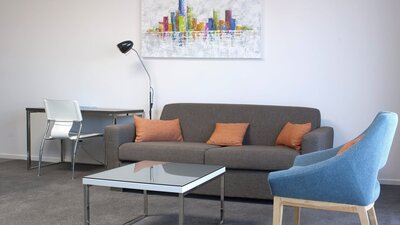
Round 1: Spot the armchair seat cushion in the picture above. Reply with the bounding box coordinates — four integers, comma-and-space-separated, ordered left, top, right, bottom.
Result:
119, 142, 220, 164
205, 145, 299, 171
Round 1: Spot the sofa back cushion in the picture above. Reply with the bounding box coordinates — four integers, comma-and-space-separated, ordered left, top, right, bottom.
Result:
160, 103, 321, 145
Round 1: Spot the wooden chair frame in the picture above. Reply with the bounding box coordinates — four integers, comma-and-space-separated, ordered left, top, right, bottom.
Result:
273, 196, 377, 225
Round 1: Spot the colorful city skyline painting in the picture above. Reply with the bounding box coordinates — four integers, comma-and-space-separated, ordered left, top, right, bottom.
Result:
141, 0, 262, 58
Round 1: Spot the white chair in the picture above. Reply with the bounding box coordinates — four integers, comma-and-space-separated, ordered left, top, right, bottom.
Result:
38, 99, 103, 179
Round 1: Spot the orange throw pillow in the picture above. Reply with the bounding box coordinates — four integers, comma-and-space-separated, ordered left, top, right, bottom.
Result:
336, 134, 364, 155
134, 115, 183, 143
275, 122, 312, 151
206, 123, 249, 146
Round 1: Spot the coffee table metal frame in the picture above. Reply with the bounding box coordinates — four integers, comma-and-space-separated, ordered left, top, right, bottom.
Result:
82, 164, 225, 225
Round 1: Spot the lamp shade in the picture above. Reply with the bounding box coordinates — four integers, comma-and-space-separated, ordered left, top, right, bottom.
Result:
117, 40, 134, 54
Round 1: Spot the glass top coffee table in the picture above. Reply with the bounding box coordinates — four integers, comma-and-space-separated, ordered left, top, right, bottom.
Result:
82, 161, 225, 225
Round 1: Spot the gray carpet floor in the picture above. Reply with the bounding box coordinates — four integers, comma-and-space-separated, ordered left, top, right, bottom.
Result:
0, 159, 399, 225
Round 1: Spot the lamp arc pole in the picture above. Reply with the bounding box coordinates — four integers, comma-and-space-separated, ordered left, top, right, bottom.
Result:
117, 40, 154, 119
130, 48, 154, 120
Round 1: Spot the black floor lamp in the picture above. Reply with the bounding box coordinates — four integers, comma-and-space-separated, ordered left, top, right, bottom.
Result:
117, 40, 154, 119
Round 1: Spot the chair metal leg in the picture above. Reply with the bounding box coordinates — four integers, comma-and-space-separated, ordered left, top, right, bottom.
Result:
38, 122, 51, 176
367, 206, 378, 225
294, 207, 301, 225
37, 137, 47, 176
358, 206, 370, 225
71, 123, 83, 179
273, 197, 283, 225
72, 138, 79, 179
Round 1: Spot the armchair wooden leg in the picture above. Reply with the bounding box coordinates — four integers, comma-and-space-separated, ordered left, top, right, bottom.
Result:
357, 206, 370, 225
274, 197, 377, 225
294, 207, 300, 225
367, 206, 378, 225
273, 197, 283, 225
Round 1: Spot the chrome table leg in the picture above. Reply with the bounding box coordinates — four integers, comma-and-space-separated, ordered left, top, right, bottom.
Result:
84, 185, 90, 225
220, 175, 225, 224
144, 190, 148, 216
179, 193, 184, 225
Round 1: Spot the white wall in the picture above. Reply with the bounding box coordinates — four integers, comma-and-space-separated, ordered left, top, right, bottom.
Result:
1, 0, 399, 183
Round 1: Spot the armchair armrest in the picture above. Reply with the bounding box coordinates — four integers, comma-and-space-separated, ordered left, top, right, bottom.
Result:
293, 146, 340, 166
104, 123, 135, 169
268, 150, 376, 206
301, 126, 334, 154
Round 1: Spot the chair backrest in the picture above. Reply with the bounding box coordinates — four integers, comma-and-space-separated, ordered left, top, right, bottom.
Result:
44, 99, 83, 139
341, 111, 398, 204
44, 99, 82, 122
359, 112, 398, 169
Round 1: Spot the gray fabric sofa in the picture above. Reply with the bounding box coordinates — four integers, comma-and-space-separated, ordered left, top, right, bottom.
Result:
105, 103, 334, 199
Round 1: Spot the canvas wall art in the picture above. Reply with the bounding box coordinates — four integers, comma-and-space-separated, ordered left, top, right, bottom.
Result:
141, 0, 262, 58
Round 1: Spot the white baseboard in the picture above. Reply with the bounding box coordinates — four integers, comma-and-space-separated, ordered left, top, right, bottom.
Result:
0, 153, 63, 163
379, 178, 400, 185
0, 153, 102, 165
0, 153, 26, 160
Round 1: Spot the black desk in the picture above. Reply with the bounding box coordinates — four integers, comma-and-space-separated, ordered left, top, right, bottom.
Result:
26, 107, 144, 170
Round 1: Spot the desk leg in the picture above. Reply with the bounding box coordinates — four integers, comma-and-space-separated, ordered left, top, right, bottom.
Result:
84, 185, 90, 225
26, 110, 31, 170
61, 140, 67, 163
179, 193, 184, 225
112, 114, 117, 125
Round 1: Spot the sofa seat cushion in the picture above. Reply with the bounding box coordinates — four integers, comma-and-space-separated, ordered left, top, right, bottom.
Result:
119, 142, 221, 164
205, 145, 299, 171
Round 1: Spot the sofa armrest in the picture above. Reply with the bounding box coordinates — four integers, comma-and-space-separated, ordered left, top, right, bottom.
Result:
104, 123, 135, 169
301, 126, 334, 155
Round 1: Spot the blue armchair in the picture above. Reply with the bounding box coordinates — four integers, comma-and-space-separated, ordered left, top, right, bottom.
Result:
268, 112, 398, 225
